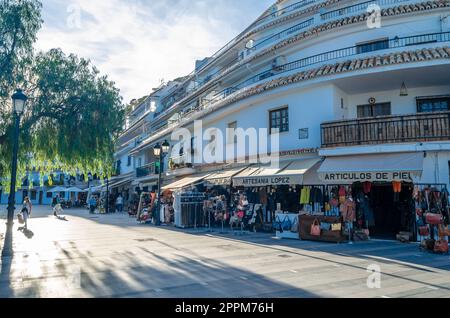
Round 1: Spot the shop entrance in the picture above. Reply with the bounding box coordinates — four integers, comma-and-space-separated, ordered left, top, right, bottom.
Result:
364, 183, 414, 239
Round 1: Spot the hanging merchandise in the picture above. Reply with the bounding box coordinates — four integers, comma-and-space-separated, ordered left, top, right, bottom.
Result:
338, 186, 346, 204
300, 186, 310, 205
425, 213, 443, 225
363, 182, 372, 194
310, 219, 321, 236
434, 240, 449, 254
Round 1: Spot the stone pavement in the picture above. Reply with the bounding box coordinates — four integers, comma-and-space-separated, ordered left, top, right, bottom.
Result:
0, 205, 449, 298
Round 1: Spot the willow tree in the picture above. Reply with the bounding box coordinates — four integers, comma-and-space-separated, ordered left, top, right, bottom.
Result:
0, 0, 125, 188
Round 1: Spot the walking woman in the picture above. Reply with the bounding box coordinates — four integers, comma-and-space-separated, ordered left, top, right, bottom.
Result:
21, 196, 32, 231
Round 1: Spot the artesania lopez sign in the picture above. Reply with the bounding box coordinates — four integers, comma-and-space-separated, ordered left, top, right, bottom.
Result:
233, 175, 302, 187
319, 171, 416, 183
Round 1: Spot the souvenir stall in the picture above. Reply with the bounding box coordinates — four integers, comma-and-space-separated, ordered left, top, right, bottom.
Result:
162, 174, 210, 228
315, 152, 450, 244
231, 158, 322, 239
136, 192, 156, 223
415, 185, 449, 253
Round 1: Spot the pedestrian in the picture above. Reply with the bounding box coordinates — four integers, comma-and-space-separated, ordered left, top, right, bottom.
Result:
52, 195, 58, 209
116, 194, 123, 213
19, 196, 32, 231
89, 196, 97, 214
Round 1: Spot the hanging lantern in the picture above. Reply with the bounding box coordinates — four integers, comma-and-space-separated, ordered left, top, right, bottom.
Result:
400, 82, 408, 96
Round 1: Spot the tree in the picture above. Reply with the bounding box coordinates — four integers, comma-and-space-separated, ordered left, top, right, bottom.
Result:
0, 0, 125, 187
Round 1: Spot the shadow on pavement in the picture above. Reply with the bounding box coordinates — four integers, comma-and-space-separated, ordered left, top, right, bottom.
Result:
1, 225, 14, 297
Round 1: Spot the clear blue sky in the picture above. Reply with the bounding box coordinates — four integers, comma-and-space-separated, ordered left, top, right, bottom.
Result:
37, 0, 274, 103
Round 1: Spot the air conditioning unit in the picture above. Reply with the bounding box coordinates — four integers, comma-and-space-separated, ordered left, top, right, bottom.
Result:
272, 55, 287, 71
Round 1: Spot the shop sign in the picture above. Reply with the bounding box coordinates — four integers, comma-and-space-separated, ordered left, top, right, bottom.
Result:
319, 171, 415, 183
233, 175, 303, 187
207, 177, 231, 186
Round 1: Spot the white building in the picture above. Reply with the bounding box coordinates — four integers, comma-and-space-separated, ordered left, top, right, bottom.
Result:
119, 0, 450, 238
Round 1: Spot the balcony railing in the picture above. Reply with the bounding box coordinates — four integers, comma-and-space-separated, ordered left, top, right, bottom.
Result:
321, 111, 450, 148
136, 163, 157, 178
252, 0, 317, 29
226, 32, 450, 98
250, 18, 315, 52
320, 0, 412, 21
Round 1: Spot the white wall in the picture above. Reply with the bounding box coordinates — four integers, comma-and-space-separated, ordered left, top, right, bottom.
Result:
415, 151, 450, 188
347, 85, 450, 119
171, 84, 336, 163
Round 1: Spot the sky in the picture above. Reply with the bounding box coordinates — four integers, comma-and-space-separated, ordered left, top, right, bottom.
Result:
36, 0, 274, 104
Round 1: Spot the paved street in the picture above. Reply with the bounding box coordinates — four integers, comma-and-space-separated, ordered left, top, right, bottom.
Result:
0, 205, 449, 298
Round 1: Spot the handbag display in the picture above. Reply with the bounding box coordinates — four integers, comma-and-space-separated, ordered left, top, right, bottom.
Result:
434, 240, 449, 254
310, 219, 321, 236
331, 223, 342, 231
425, 213, 443, 225
419, 226, 430, 237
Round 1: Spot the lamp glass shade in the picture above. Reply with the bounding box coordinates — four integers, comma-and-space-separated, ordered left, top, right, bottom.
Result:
162, 140, 170, 154
11, 89, 27, 114
153, 143, 161, 157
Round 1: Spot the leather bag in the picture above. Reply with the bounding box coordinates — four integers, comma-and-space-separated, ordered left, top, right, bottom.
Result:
426, 213, 443, 225
419, 226, 430, 237
438, 224, 450, 237
434, 240, 449, 254
310, 219, 321, 236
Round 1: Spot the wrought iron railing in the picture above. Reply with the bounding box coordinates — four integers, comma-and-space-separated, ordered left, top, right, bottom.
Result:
252, 0, 317, 28
214, 31, 450, 101
320, 0, 413, 20
250, 18, 315, 52
321, 111, 450, 147
136, 163, 157, 178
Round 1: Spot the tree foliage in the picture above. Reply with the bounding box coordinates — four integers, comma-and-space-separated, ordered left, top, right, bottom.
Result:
0, 0, 125, 187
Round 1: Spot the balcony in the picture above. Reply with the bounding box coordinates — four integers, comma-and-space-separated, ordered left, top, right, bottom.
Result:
321, 111, 450, 148
136, 163, 157, 178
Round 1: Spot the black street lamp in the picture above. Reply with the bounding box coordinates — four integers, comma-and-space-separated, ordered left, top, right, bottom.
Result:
6, 89, 27, 230
153, 140, 170, 226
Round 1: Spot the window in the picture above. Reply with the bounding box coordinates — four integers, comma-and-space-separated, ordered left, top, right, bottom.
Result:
270, 107, 289, 133
46, 192, 53, 198
30, 190, 37, 201
299, 128, 309, 140
356, 38, 389, 54
127, 156, 132, 167
357, 103, 391, 118
417, 96, 450, 113
138, 158, 142, 168
227, 121, 238, 144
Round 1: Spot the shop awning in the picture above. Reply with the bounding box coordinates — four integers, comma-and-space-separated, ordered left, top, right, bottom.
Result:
108, 178, 132, 189
205, 167, 247, 186
318, 152, 424, 184
233, 158, 321, 187
162, 173, 211, 191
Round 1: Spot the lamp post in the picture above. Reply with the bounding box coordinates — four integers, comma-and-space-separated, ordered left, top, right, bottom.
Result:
105, 176, 110, 214
153, 140, 170, 226
6, 89, 27, 230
